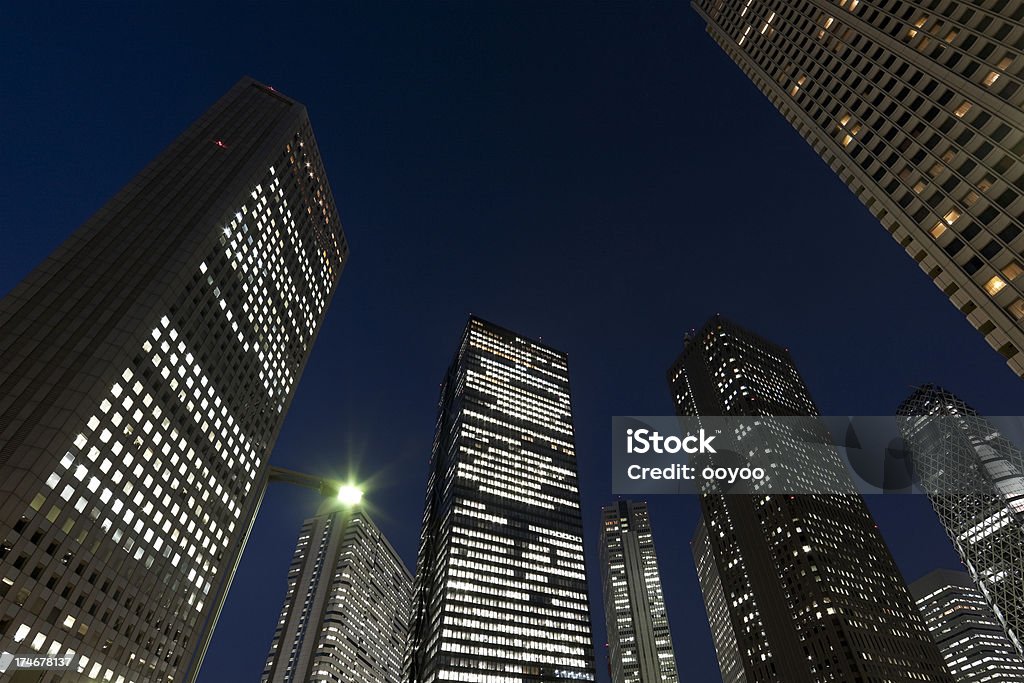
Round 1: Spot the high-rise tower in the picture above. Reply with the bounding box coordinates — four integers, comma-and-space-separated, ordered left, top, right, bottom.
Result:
693, 0, 1024, 377
897, 385, 1024, 657
910, 569, 1024, 681
262, 502, 412, 683
691, 518, 744, 683
0, 77, 347, 682
667, 315, 952, 682
599, 500, 678, 683
404, 316, 596, 683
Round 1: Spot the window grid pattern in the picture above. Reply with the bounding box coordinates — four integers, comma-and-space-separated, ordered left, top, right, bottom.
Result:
694, 0, 1024, 376
599, 500, 679, 683
405, 317, 596, 683
910, 569, 1024, 681
0, 80, 346, 683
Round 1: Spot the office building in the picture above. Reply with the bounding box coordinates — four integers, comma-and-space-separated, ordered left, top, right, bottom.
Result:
404, 316, 596, 683
910, 569, 1024, 681
897, 385, 1024, 657
691, 518, 744, 683
0, 78, 348, 682
599, 500, 678, 683
262, 502, 412, 683
667, 315, 952, 682
693, 0, 1024, 377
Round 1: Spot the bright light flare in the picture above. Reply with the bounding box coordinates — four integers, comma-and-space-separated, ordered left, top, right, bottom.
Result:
336, 484, 363, 506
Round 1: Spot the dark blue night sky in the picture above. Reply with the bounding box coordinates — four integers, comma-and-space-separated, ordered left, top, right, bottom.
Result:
3, 3, 1022, 681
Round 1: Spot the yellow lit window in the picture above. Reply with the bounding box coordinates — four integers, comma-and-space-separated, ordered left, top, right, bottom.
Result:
1002, 261, 1024, 281
790, 75, 806, 96
997, 56, 1014, 71
963, 190, 980, 206
930, 223, 947, 238
983, 71, 1001, 87
944, 29, 958, 42
928, 163, 944, 178
941, 148, 957, 163
979, 176, 994, 193
842, 134, 853, 146
985, 276, 1007, 296
1008, 298, 1024, 321
913, 180, 928, 194
943, 209, 961, 224
954, 101, 973, 117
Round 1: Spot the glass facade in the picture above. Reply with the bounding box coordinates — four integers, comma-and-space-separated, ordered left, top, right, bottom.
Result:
897, 385, 1024, 658
667, 315, 952, 682
262, 506, 412, 683
0, 78, 347, 682
404, 316, 596, 683
693, 0, 1024, 377
599, 500, 678, 683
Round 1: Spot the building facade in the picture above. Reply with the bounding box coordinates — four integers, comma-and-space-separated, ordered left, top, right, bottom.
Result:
910, 569, 1024, 682
691, 518, 745, 683
0, 78, 348, 682
693, 0, 1024, 377
404, 316, 596, 683
262, 503, 412, 683
897, 385, 1024, 657
599, 500, 678, 683
667, 315, 952, 682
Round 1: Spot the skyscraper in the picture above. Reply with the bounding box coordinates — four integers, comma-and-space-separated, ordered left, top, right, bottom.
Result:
667, 315, 952, 682
897, 385, 1024, 657
404, 316, 596, 683
262, 501, 412, 683
691, 518, 744, 683
693, 0, 1024, 377
599, 500, 678, 683
910, 569, 1024, 682
0, 77, 347, 682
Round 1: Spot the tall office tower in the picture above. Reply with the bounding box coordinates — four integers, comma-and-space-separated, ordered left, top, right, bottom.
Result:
693, 0, 1024, 377
262, 502, 412, 683
897, 384, 1024, 657
910, 569, 1024, 682
0, 78, 347, 682
599, 500, 678, 683
691, 518, 745, 683
667, 315, 952, 682
404, 316, 596, 683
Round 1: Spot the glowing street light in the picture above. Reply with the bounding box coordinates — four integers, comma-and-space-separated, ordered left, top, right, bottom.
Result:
336, 484, 363, 506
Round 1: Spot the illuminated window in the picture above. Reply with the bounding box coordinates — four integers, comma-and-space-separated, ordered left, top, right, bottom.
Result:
1002, 261, 1024, 281
943, 209, 961, 224
953, 101, 973, 118
790, 75, 806, 96
1008, 298, 1024, 320
985, 276, 1007, 296
983, 71, 1001, 87
929, 223, 947, 239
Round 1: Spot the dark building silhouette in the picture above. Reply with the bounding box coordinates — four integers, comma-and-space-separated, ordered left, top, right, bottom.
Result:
668, 315, 952, 682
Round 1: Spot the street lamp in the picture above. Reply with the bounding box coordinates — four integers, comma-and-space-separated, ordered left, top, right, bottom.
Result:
266, 465, 362, 505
